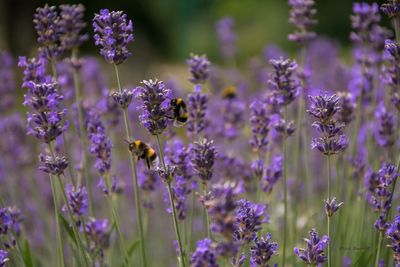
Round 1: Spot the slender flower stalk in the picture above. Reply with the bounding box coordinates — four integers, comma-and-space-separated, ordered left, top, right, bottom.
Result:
114, 65, 147, 267
156, 135, 186, 267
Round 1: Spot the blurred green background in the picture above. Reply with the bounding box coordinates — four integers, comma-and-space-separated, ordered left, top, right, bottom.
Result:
0, 0, 389, 66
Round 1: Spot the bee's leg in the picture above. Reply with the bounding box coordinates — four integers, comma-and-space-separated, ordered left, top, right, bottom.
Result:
146, 158, 151, 169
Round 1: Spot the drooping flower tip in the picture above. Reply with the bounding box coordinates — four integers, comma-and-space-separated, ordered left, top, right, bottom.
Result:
93, 9, 134, 65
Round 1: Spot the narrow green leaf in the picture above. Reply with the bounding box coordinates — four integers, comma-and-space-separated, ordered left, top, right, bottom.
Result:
59, 214, 78, 246
127, 239, 140, 257
22, 239, 34, 267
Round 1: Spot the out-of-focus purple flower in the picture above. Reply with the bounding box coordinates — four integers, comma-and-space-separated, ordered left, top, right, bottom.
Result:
288, 0, 317, 43
93, 9, 134, 65
383, 39, 400, 111
250, 233, 278, 267
350, 3, 380, 44
386, 207, 400, 264
261, 155, 283, 193
85, 218, 110, 256
59, 4, 88, 50
64, 183, 88, 222
86, 109, 112, 176
268, 57, 299, 106
216, 17, 236, 61
234, 199, 268, 244
6, 207, 23, 235
18, 56, 48, 88
134, 79, 172, 135
249, 100, 270, 152
111, 89, 134, 109
324, 197, 343, 217
0, 52, 15, 111
337, 91, 356, 125
294, 228, 329, 265
165, 139, 193, 181
308, 94, 349, 155
374, 103, 395, 147
190, 139, 217, 184
187, 85, 208, 136
39, 154, 69, 176
271, 114, 296, 137
343, 256, 352, 267
0, 250, 8, 267
366, 163, 399, 231
164, 176, 187, 220
190, 238, 218, 267
33, 4, 63, 60
187, 54, 211, 85
215, 95, 245, 140
381, 1, 400, 18
231, 253, 246, 267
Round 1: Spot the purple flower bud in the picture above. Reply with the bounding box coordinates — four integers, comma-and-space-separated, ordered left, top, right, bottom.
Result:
294, 228, 329, 265
93, 9, 134, 65
59, 4, 88, 50
190, 139, 217, 184
111, 89, 134, 109
187, 54, 211, 84
39, 154, 69, 176
324, 197, 343, 217
64, 183, 89, 219
288, 0, 317, 43
250, 233, 278, 267
134, 79, 173, 135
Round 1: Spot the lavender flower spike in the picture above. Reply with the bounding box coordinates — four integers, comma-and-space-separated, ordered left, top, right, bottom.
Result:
386, 207, 400, 264
188, 85, 208, 136
64, 183, 89, 223
190, 238, 218, 267
93, 9, 134, 65
59, 4, 88, 50
249, 100, 270, 152
190, 139, 217, 184
187, 53, 211, 85
0, 250, 8, 267
250, 233, 278, 267
134, 79, 173, 135
294, 228, 329, 265
324, 197, 343, 217
288, 0, 317, 43
268, 57, 299, 106
381, 1, 400, 18
216, 17, 236, 61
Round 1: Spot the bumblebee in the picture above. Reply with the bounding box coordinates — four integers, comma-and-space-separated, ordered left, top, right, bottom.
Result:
171, 98, 189, 126
222, 85, 237, 99
126, 140, 158, 169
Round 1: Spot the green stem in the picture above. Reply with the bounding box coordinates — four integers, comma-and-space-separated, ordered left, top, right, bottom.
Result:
203, 183, 211, 239
375, 231, 383, 267
327, 154, 331, 267
156, 134, 187, 267
71, 49, 92, 209
282, 106, 288, 267
50, 176, 65, 267
48, 143, 90, 267
114, 64, 148, 267
104, 174, 129, 266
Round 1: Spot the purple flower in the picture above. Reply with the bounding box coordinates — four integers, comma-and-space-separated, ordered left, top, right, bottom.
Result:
59, 4, 88, 50
164, 176, 187, 220
261, 155, 283, 193
0, 52, 15, 111
0, 209, 12, 235
288, 0, 317, 43
216, 17, 236, 61
386, 207, 400, 264
249, 100, 270, 152
0, 250, 8, 267
165, 139, 193, 181
134, 79, 172, 135
64, 183, 89, 220
215, 96, 245, 140
250, 233, 278, 267
85, 218, 110, 255
18, 56, 48, 88
308, 93, 349, 155
268, 57, 299, 106
7, 207, 23, 235
190, 238, 218, 267
324, 197, 343, 217
86, 110, 112, 176
187, 85, 208, 136
350, 3, 381, 44
381, 1, 400, 18
271, 114, 296, 137
33, 4, 63, 60
234, 199, 268, 244
294, 228, 329, 265
39, 154, 69, 176
93, 9, 134, 65
187, 54, 211, 84
337, 91, 356, 125
374, 103, 395, 147
190, 139, 217, 184
111, 89, 134, 109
